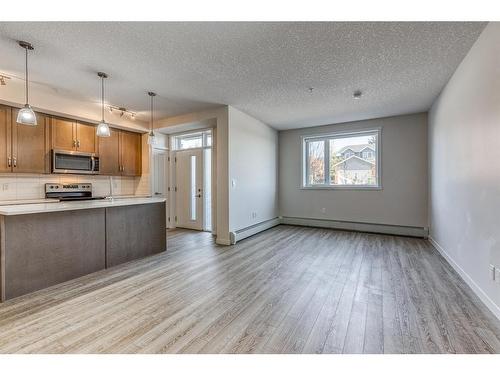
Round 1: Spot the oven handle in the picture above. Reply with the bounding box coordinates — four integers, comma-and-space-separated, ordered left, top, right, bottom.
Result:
91, 156, 96, 172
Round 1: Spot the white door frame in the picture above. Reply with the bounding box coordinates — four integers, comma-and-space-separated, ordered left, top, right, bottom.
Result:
166, 127, 216, 234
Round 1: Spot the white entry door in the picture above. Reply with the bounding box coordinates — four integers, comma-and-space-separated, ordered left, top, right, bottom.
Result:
175, 148, 203, 230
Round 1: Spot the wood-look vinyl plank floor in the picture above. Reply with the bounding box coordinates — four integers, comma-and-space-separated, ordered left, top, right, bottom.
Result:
0, 225, 499, 354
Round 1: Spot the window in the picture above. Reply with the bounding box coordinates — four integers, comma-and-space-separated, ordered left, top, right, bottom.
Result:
303, 129, 380, 188
172, 130, 212, 150
362, 150, 374, 160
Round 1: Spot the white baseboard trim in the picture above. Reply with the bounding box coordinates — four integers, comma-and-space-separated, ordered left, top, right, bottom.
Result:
230, 217, 281, 244
429, 236, 500, 321
281, 216, 428, 238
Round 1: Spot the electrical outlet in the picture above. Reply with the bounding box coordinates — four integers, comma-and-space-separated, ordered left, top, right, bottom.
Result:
251, 212, 257, 219
2, 183, 8, 191
490, 264, 496, 281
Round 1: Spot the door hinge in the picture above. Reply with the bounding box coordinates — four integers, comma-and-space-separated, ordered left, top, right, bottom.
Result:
168, 187, 170, 192
175, 216, 178, 222
174, 157, 177, 162
168, 217, 170, 222
168, 156, 170, 162
175, 186, 178, 192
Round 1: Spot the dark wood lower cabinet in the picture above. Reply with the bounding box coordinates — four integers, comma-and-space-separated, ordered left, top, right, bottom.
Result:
1, 209, 106, 300
0, 202, 166, 301
106, 203, 166, 268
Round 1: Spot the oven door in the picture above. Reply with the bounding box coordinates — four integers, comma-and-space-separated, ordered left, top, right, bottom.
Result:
52, 150, 98, 174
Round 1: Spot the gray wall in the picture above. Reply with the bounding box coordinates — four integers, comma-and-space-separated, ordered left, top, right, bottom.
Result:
429, 23, 500, 318
228, 107, 279, 232
279, 113, 428, 228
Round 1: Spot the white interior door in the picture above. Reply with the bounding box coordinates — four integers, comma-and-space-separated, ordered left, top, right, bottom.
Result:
152, 149, 167, 199
175, 148, 203, 230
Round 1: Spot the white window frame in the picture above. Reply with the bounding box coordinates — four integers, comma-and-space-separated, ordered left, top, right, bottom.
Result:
171, 129, 213, 151
301, 128, 382, 190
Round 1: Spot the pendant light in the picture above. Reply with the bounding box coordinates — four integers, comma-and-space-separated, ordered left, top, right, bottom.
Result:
96, 72, 111, 137
16, 41, 37, 126
147, 91, 157, 145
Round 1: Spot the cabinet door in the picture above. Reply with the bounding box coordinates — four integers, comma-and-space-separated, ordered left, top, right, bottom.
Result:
52, 118, 75, 151
11, 110, 50, 174
0, 105, 12, 173
120, 131, 142, 176
76, 121, 97, 153
98, 127, 120, 175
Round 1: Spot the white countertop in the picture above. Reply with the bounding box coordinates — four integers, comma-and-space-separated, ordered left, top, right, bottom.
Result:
0, 197, 166, 216
0, 198, 60, 205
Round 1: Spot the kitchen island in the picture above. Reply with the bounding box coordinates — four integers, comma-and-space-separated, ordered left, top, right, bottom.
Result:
0, 197, 166, 301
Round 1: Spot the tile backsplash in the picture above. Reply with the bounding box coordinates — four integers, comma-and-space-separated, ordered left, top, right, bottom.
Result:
0, 174, 148, 201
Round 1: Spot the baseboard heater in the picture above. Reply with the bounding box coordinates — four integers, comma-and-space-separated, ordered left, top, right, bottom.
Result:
230, 217, 281, 244
281, 216, 428, 238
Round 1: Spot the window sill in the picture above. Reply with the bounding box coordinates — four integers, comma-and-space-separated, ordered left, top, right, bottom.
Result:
301, 185, 382, 191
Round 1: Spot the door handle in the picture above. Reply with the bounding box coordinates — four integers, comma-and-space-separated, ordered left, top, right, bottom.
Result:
8, 157, 11, 167
13, 157, 16, 168
195, 194, 202, 198
155, 192, 161, 195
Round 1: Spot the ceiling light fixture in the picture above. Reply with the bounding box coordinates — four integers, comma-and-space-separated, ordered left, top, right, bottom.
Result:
96, 72, 111, 137
16, 41, 37, 126
108, 105, 136, 120
353, 90, 362, 99
147, 91, 157, 145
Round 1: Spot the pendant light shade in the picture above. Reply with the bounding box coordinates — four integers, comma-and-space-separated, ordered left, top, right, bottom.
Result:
147, 91, 157, 145
96, 72, 110, 137
96, 121, 111, 137
17, 104, 37, 126
16, 41, 37, 126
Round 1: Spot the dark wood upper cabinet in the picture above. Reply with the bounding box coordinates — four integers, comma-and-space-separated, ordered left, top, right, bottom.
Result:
51, 119, 97, 153
51, 117, 75, 151
98, 127, 120, 175
120, 130, 142, 177
76, 121, 97, 154
97, 128, 142, 177
11, 109, 50, 174
0, 105, 49, 174
0, 105, 12, 173
0, 104, 142, 177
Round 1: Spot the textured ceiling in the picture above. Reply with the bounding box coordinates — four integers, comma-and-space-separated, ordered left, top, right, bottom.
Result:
0, 22, 486, 130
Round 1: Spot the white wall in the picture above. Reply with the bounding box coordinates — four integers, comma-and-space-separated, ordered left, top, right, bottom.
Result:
228, 107, 279, 232
279, 113, 428, 228
428, 22, 500, 318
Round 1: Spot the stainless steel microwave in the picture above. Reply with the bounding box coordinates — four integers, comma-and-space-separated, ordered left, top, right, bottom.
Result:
52, 150, 100, 174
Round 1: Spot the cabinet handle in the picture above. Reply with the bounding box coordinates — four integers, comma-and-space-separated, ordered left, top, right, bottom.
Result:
73, 140, 76, 148
8, 157, 11, 167
77, 140, 81, 148
13, 157, 17, 168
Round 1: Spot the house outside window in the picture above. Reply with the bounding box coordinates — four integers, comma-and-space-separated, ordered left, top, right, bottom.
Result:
302, 129, 381, 189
